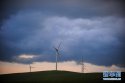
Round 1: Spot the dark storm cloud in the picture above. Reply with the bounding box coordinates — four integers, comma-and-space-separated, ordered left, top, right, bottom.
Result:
0, 0, 125, 67
1, 0, 125, 27
0, 10, 125, 67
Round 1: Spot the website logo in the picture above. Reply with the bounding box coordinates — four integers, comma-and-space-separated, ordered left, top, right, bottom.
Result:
103, 71, 121, 80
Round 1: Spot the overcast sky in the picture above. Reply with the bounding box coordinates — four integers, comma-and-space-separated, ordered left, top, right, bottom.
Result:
0, 0, 125, 70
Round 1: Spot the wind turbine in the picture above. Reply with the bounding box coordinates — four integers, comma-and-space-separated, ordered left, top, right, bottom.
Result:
29, 64, 35, 72
81, 55, 85, 73
54, 42, 62, 71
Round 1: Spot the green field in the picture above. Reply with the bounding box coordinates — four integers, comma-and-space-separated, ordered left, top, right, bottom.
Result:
0, 70, 123, 83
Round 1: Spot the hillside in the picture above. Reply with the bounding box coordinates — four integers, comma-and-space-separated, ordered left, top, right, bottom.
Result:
0, 70, 123, 83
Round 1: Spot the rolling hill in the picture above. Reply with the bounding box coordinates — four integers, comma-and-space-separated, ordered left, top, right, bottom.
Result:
0, 70, 123, 83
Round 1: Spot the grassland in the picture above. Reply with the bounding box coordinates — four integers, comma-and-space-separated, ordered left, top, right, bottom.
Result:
0, 70, 123, 83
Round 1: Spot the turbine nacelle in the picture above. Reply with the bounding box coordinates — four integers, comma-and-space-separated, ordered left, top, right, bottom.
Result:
54, 42, 62, 56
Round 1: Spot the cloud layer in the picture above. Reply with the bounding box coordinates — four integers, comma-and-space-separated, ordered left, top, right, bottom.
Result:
1, 10, 125, 67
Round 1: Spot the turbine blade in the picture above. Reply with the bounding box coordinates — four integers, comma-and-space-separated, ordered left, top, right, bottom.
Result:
31, 67, 35, 68
56, 51, 60, 55
58, 42, 62, 49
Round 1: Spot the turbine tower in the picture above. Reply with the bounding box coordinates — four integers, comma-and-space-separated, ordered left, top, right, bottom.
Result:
81, 55, 85, 73
54, 42, 61, 71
